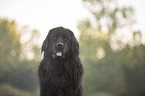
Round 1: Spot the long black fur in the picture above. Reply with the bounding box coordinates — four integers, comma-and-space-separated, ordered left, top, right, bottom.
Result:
38, 27, 83, 96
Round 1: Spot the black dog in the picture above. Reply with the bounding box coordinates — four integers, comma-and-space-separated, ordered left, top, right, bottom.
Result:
38, 27, 83, 96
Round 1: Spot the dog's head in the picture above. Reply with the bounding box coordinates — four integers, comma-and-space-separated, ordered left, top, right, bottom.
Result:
41, 27, 79, 59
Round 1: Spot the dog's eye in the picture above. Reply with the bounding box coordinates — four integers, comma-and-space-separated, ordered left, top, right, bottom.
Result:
53, 37, 57, 40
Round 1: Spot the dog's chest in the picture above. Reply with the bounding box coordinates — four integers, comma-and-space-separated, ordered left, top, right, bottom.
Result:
44, 63, 74, 86
49, 63, 73, 78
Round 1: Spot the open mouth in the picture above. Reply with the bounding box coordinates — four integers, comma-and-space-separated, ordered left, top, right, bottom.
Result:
56, 52, 63, 57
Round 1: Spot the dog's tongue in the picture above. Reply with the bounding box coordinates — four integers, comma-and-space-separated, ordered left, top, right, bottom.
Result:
56, 52, 62, 56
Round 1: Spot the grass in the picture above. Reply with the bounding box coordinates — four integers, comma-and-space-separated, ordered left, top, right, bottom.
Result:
0, 84, 39, 96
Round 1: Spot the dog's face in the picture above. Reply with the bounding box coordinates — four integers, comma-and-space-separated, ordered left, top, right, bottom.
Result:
48, 28, 71, 59
41, 27, 79, 59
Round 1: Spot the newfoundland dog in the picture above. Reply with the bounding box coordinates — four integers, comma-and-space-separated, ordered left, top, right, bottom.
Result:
38, 27, 83, 96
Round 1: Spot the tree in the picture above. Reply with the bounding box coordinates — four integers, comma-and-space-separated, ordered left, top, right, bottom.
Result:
0, 18, 41, 92
78, 0, 144, 96
79, 0, 134, 57
0, 18, 21, 81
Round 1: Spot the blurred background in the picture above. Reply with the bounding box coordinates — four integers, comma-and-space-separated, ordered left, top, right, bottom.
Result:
0, 0, 145, 96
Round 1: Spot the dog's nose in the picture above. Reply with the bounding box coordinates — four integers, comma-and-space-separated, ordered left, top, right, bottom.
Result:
56, 42, 64, 47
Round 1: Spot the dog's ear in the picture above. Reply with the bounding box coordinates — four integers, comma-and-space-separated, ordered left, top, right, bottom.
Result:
70, 32, 79, 55
41, 36, 49, 53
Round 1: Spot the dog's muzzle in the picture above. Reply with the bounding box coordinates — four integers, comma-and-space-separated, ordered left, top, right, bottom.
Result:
55, 42, 64, 57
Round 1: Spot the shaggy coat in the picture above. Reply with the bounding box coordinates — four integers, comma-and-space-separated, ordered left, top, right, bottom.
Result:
38, 27, 83, 96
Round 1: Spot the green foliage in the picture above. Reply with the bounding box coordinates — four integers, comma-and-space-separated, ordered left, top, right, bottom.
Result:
121, 45, 145, 96
0, 18, 21, 79
79, 0, 145, 96
6, 61, 38, 91
0, 18, 40, 93
89, 92, 114, 96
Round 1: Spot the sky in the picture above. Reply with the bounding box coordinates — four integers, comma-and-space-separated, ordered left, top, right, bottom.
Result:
0, 0, 90, 43
0, 0, 145, 44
